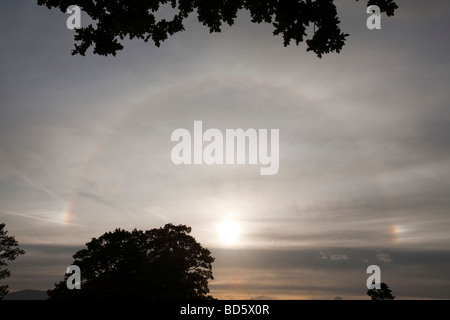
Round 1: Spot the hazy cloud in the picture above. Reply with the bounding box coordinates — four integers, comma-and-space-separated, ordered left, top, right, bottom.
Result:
320, 252, 349, 261
377, 252, 393, 263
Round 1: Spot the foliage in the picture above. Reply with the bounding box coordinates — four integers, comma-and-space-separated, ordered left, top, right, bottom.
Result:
367, 282, 395, 300
48, 224, 215, 300
37, 0, 398, 57
0, 223, 25, 299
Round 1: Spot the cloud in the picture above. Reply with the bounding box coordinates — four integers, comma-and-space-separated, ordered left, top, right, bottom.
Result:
320, 251, 349, 261
377, 252, 393, 263
250, 295, 274, 300
0, 210, 67, 226
2, 0, 450, 300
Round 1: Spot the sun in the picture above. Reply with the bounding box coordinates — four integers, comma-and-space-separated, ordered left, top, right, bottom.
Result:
218, 219, 241, 245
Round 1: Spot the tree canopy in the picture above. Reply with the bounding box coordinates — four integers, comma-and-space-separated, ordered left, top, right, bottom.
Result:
0, 223, 25, 300
367, 282, 395, 300
37, 0, 398, 57
47, 224, 215, 300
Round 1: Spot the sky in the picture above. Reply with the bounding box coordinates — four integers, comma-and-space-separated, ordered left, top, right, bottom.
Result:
1, 0, 450, 299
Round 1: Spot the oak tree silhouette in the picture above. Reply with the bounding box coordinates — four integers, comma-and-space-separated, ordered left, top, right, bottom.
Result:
47, 224, 215, 300
37, 0, 398, 57
0, 223, 25, 300
367, 282, 395, 300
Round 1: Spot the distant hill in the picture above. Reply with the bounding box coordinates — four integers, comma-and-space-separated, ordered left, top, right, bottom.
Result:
4, 289, 48, 300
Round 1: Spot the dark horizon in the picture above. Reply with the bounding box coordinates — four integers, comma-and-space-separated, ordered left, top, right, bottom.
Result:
6, 242, 450, 300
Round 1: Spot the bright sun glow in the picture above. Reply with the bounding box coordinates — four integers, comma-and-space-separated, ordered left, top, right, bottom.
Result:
218, 219, 241, 245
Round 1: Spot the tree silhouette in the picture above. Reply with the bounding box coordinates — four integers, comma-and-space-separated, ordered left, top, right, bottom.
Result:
0, 223, 25, 300
47, 224, 215, 300
37, 0, 398, 57
367, 282, 395, 300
